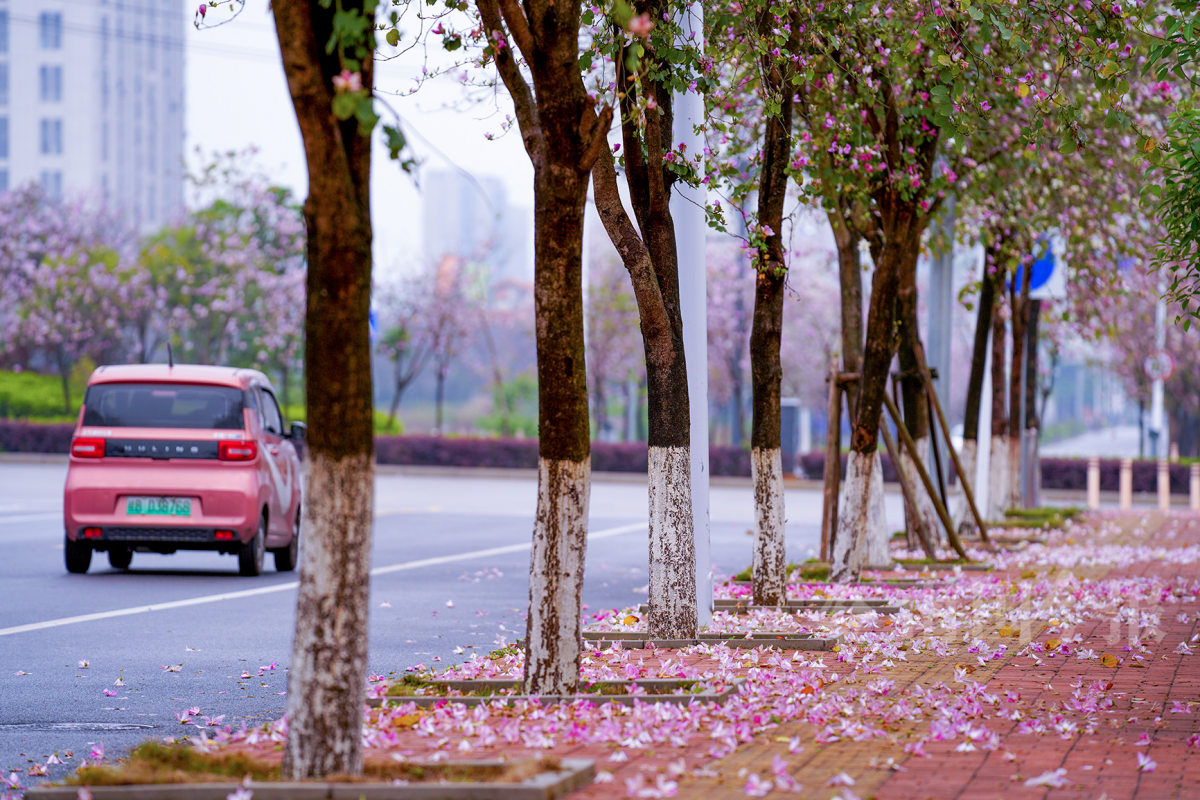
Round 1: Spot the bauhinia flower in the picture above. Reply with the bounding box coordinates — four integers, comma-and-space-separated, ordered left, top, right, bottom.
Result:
332, 70, 363, 93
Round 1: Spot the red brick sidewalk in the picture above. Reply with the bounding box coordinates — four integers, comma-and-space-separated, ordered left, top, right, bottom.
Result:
168, 511, 1200, 800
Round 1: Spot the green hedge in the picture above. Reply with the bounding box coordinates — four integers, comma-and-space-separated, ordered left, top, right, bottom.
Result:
0, 370, 80, 421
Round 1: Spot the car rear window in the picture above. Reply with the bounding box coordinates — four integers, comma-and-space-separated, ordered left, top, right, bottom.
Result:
82, 384, 247, 430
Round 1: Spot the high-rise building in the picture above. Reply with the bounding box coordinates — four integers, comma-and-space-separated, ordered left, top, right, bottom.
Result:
422, 169, 530, 292
0, 0, 184, 227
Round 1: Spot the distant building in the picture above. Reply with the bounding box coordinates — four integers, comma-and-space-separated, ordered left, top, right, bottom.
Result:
0, 0, 185, 226
422, 169, 530, 296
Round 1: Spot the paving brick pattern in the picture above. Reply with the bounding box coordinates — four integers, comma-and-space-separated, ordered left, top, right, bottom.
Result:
213, 512, 1200, 800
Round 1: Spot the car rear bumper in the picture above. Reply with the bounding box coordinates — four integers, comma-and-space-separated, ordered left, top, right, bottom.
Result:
64, 458, 262, 544
76, 526, 245, 553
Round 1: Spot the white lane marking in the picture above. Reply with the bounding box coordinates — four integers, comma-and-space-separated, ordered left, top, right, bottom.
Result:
0, 521, 648, 637
0, 513, 62, 525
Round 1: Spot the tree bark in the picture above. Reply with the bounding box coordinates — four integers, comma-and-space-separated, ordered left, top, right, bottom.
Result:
988, 280, 1010, 521
592, 42, 695, 638
474, 0, 607, 695
271, 0, 375, 778
830, 200, 919, 583
748, 25, 795, 606
1024, 298, 1042, 505
1008, 258, 1032, 510
895, 242, 938, 551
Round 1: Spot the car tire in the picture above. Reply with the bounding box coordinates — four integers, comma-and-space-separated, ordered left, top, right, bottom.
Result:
273, 508, 300, 573
107, 546, 133, 570
238, 516, 266, 577
65, 535, 92, 574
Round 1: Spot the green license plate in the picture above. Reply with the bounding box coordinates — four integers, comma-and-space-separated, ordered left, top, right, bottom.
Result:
126, 496, 192, 516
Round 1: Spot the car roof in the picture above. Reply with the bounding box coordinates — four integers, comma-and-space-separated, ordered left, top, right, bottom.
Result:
86, 364, 272, 390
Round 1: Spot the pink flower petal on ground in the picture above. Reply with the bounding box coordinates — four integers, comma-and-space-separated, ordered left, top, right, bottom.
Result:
1137, 752, 1157, 772
744, 773, 772, 796
826, 772, 855, 787
1024, 768, 1067, 788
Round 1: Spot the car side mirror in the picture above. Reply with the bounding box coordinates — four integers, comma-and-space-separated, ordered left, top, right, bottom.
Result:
288, 421, 308, 441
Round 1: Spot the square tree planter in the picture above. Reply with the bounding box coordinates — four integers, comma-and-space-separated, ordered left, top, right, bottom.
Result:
371, 677, 745, 708
27, 758, 595, 800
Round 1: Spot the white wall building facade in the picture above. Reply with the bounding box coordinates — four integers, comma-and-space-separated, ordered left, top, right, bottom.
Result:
0, 0, 184, 227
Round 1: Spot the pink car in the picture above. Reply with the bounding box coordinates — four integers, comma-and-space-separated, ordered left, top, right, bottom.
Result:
63, 364, 305, 576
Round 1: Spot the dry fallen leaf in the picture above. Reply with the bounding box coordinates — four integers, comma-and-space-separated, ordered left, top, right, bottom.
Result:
1101, 654, 1119, 668
954, 662, 977, 674
1046, 638, 1062, 651
623, 615, 639, 626
1020, 570, 1038, 580
998, 625, 1015, 638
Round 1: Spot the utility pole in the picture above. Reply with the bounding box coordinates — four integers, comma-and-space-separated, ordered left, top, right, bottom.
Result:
927, 197, 955, 479
673, 2, 711, 625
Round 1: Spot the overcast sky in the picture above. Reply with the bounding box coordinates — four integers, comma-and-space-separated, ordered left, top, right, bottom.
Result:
183, 0, 532, 280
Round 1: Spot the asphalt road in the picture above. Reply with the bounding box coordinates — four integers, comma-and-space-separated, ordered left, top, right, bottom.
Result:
0, 461, 901, 789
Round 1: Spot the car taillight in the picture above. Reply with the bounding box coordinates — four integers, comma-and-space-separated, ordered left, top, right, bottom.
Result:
82, 527, 103, 539
214, 530, 236, 541
71, 438, 106, 458
219, 441, 258, 461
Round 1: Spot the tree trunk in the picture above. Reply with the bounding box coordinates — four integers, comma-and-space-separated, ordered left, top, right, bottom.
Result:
955, 271, 994, 532
58, 347, 72, 414
831, 203, 917, 583
1024, 299, 1042, 506
895, 247, 938, 551
523, 162, 592, 694
435, 366, 446, 435
731, 368, 746, 447
988, 291, 1010, 521
592, 61, 695, 638
472, 0, 605, 695
747, 34, 794, 606
829, 211, 890, 566
1008, 261, 1032, 510
271, 0, 375, 778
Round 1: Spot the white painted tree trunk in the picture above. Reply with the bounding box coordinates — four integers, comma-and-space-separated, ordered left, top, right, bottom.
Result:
751, 447, 786, 606
865, 451, 891, 567
284, 452, 374, 779
900, 435, 940, 551
1008, 434, 1023, 510
954, 439, 977, 537
523, 457, 590, 695
648, 445, 697, 639
831, 450, 878, 583
987, 434, 1010, 521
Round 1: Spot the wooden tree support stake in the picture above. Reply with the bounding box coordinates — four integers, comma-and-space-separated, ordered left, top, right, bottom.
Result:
882, 393, 970, 561
879, 422, 937, 560
819, 362, 842, 562
914, 344, 989, 543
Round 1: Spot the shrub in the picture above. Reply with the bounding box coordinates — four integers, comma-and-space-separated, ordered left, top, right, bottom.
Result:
0, 421, 76, 453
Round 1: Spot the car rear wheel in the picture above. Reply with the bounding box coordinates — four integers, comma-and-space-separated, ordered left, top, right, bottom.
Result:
65, 535, 92, 574
238, 516, 266, 577
107, 546, 133, 570
273, 507, 300, 573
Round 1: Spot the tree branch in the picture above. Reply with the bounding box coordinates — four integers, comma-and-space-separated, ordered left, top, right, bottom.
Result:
591, 149, 675, 370
496, 0, 535, 62
475, 0, 542, 163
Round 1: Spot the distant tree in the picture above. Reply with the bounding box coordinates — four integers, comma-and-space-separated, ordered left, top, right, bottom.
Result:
376, 276, 435, 429
585, 252, 643, 440
0, 185, 143, 411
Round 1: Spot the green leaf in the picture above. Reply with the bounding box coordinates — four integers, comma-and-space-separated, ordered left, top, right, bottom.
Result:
354, 96, 380, 135
383, 124, 408, 160
1059, 136, 1077, 155
332, 92, 358, 121
386, 28, 400, 46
